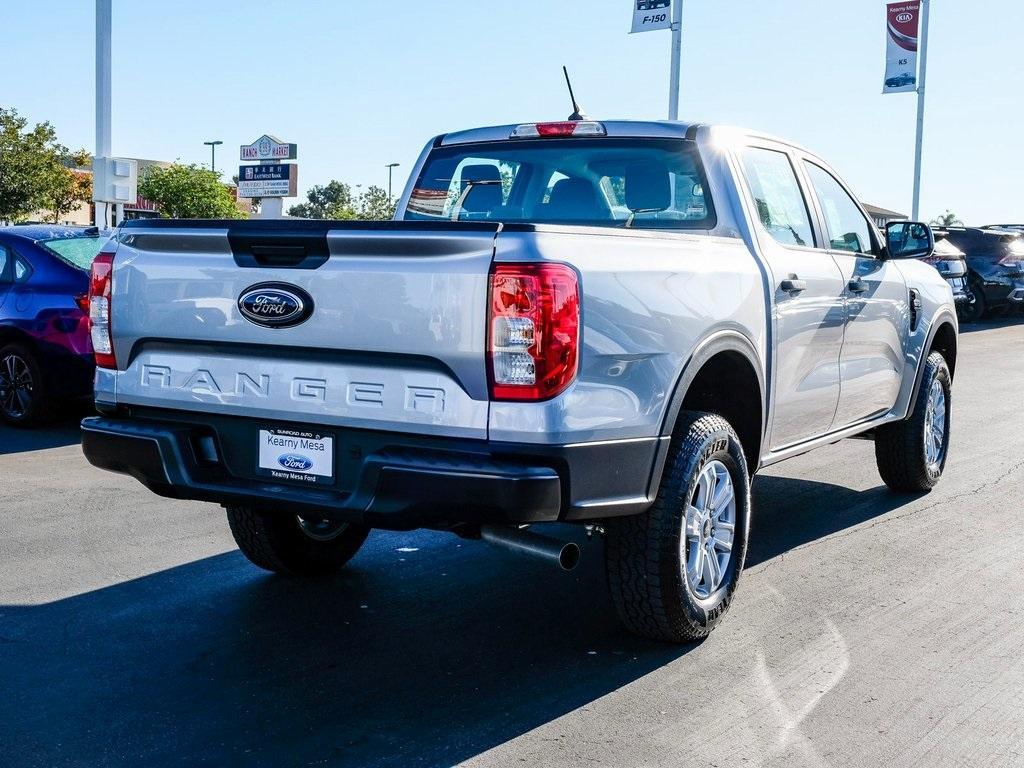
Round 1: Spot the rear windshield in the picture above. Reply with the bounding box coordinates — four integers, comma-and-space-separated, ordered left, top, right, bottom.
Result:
404, 138, 715, 230
41, 236, 103, 271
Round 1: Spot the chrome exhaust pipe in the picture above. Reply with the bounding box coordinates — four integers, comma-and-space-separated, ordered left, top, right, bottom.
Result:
480, 525, 581, 572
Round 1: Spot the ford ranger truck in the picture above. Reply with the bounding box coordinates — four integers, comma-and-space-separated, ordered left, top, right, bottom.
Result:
81, 121, 958, 643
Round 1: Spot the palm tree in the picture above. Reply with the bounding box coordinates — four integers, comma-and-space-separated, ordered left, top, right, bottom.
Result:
931, 210, 962, 227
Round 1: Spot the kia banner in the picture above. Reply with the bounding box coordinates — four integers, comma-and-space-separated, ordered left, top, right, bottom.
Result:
883, 2, 921, 94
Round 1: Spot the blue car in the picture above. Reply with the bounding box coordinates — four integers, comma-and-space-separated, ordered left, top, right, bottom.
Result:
0, 225, 105, 426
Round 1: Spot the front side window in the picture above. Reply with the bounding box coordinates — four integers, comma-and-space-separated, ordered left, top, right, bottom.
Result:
405, 138, 715, 230
738, 147, 815, 248
0, 245, 10, 283
804, 163, 876, 255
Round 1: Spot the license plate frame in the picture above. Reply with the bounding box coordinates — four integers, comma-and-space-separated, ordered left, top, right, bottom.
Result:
256, 427, 335, 486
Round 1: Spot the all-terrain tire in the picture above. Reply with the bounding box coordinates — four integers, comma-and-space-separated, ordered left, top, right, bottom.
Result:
605, 412, 751, 643
226, 506, 370, 576
874, 351, 952, 492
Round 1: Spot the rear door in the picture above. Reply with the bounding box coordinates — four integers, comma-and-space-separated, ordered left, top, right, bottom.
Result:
800, 159, 907, 427
736, 144, 846, 450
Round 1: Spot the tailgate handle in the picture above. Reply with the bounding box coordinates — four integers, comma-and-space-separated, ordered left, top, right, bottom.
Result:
250, 245, 307, 265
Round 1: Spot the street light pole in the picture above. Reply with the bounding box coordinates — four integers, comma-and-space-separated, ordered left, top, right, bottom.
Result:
385, 163, 400, 200
668, 0, 684, 121
911, 0, 930, 220
94, 0, 112, 228
204, 140, 223, 173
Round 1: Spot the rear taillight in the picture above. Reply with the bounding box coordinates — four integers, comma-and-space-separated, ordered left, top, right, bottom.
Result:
89, 250, 116, 369
488, 263, 579, 401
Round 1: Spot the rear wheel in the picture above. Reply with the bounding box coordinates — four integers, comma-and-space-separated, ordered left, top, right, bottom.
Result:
958, 281, 986, 323
226, 505, 370, 576
0, 343, 53, 427
605, 412, 751, 643
874, 351, 952, 492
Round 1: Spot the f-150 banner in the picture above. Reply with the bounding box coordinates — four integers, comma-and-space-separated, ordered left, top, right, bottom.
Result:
631, 0, 672, 33
883, 2, 921, 94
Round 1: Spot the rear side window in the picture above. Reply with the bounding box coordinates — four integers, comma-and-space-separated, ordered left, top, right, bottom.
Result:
804, 163, 876, 256
405, 138, 715, 230
41, 236, 103, 271
738, 147, 815, 248
0, 245, 10, 282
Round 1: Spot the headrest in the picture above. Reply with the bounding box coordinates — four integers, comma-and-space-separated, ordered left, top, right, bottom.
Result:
458, 164, 503, 213
625, 162, 671, 212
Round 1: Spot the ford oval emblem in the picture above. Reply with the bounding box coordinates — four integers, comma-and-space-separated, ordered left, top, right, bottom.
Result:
278, 454, 314, 471
238, 283, 313, 328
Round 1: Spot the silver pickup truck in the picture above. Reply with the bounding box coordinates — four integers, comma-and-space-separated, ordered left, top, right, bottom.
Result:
82, 120, 958, 642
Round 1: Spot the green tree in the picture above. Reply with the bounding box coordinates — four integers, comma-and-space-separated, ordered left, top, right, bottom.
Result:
0, 107, 74, 223
355, 184, 396, 220
287, 180, 396, 220
931, 210, 962, 227
288, 180, 358, 219
43, 150, 93, 223
139, 163, 245, 219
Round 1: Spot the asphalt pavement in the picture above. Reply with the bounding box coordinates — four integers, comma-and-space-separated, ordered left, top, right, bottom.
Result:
1, 318, 1022, 768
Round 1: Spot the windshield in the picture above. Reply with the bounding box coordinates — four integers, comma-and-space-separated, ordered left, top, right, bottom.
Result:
404, 138, 715, 230
41, 236, 103, 271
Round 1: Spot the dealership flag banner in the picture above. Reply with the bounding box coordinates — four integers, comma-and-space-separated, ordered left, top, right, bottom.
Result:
631, 0, 672, 33
883, 2, 921, 94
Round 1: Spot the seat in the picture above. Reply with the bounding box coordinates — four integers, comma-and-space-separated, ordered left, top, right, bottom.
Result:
458, 165, 503, 216
543, 178, 606, 221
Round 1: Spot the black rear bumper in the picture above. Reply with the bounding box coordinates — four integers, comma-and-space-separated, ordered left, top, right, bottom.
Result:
81, 412, 664, 529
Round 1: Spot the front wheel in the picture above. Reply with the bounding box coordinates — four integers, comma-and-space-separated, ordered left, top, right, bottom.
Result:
874, 351, 952, 492
226, 506, 370, 577
605, 412, 751, 643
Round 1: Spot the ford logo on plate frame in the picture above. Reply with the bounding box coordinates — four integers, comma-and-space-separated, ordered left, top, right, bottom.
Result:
238, 283, 314, 329
278, 454, 314, 471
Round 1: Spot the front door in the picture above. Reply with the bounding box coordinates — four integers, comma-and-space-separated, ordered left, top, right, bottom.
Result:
736, 146, 847, 450
802, 161, 907, 427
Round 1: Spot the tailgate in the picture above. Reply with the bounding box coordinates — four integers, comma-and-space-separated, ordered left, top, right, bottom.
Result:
108, 221, 497, 439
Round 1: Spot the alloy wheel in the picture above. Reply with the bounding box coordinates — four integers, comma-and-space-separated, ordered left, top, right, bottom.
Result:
0, 353, 34, 420
683, 460, 737, 599
924, 377, 947, 471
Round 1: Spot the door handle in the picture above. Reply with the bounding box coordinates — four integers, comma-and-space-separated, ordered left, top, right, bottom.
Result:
848, 278, 869, 294
780, 278, 808, 294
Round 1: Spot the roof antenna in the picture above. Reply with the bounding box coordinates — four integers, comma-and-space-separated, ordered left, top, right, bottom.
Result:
563, 66, 588, 121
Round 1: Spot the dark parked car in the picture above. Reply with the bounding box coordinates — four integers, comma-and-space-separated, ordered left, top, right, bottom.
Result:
0, 225, 105, 425
941, 227, 1024, 322
922, 231, 973, 308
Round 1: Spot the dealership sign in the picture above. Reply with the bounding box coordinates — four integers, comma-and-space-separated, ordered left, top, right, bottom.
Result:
237, 163, 298, 198
240, 135, 298, 161
630, 0, 672, 33
883, 2, 921, 94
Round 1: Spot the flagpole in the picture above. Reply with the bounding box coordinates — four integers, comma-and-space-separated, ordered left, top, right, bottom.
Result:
668, 0, 684, 120
911, 0, 930, 220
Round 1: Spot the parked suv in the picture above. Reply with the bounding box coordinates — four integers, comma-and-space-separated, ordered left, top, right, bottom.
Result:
81, 121, 958, 642
924, 230, 973, 308
0, 225, 104, 425
942, 227, 1024, 321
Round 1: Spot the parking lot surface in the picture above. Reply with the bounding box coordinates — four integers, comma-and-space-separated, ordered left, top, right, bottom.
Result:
1, 319, 1022, 768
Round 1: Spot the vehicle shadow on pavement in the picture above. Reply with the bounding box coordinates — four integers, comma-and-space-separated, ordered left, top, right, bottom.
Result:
0, 407, 90, 455
958, 314, 1024, 334
0, 474, 922, 768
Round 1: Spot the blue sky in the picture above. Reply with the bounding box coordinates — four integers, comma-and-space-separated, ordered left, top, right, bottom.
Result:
1, 0, 1020, 223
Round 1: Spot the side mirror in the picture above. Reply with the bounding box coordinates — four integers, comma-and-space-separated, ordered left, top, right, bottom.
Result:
886, 221, 935, 259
